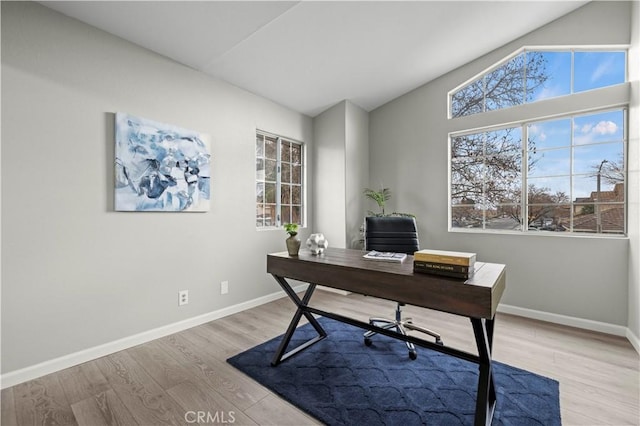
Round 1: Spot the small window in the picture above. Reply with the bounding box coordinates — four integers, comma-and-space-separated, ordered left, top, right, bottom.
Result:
256, 131, 304, 229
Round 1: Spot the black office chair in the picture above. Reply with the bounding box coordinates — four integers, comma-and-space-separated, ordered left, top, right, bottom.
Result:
363, 216, 442, 360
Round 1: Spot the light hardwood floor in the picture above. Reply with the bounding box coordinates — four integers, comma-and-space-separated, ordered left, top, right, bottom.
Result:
2, 290, 639, 425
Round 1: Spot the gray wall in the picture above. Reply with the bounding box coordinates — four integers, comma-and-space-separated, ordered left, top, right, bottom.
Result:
344, 101, 369, 249
369, 1, 634, 327
1, 2, 313, 373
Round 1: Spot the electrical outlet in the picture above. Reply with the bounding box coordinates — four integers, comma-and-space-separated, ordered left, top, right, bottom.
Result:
221, 280, 229, 295
179, 290, 189, 306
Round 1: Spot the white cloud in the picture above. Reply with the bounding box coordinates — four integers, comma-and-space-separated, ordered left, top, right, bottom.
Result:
590, 56, 615, 83
592, 120, 618, 135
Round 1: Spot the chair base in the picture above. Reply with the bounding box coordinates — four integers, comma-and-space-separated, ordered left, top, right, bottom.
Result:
363, 305, 443, 360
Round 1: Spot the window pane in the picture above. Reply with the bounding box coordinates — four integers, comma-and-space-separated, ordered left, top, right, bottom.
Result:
573, 143, 624, 175
265, 183, 276, 203
292, 206, 302, 225
485, 53, 525, 111
485, 127, 521, 156
265, 137, 277, 159
281, 205, 291, 224
528, 118, 571, 150
265, 159, 277, 181
291, 144, 302, 164
528, 204, 570, 231
451, 205, 483, 229
528, 148, 570, 178
527, 51, 571, 101
452, 133, 483, 158
573, 110, 624, 145
451, 78, 484, 118
451, 158, 483, 204
574, 51, 626, 93
256, 135, 264, 157
292, 165, 302, 184
281, 162, 291, 183
486, 208, 522, 230
281, 184, 291, 204
256, 158, 265, 180
527, 178, 570, 204
292, 185, 301, 204
256, 182, 264, 203
258, 204, 276, 227
281, 141, 291, 162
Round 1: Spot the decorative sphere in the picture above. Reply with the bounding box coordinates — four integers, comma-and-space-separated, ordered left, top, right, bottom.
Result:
306, 233, 329, 255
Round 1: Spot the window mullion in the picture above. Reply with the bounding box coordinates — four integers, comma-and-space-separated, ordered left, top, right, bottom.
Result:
276, 138, 282, 227
522, 123, 528, 231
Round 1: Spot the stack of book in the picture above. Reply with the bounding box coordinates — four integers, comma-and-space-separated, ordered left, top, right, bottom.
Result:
413, 249, 476, 280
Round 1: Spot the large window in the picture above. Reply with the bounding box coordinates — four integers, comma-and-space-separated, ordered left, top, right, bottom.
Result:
448, 46, 628, 236
256, 131, 304, 229
450, 109, 626, 234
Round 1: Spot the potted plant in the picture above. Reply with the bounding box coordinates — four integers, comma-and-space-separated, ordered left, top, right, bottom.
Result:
284, 223, 301, 256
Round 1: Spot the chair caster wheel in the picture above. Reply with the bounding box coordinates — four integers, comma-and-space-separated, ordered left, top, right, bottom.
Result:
409, 350, 417, 360
364, 337, 372, 347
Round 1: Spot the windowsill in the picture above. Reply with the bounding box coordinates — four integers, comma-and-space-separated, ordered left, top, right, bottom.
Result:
448, 227, 628, 240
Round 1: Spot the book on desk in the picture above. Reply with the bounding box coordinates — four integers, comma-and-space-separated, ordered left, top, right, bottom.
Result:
413, 249, 477, 279
363, 251, 407, 263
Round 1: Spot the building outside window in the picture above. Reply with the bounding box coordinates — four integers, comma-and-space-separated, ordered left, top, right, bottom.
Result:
256, 131, 304, 229
448, 47, 628, 235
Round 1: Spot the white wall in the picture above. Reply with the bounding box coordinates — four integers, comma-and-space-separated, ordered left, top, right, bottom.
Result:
369, 1, 634, 328
1, 2, 313, 374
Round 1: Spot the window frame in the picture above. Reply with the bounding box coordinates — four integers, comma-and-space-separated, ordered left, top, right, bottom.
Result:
255, 129, 305, 230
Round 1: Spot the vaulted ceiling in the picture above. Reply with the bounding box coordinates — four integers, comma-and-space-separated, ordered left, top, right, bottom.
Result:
41, 1, 588, 117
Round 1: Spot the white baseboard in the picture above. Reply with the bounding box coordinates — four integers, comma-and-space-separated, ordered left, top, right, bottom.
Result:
3, 290, 636, 389
0, 284, 308, 389
498, 304, 629, 337
626, 328, 640, 354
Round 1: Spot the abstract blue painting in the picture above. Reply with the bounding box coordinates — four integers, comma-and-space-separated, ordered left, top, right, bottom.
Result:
115, 113, 211, 212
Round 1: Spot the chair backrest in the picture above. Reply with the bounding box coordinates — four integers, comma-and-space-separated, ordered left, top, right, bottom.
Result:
365, 216, 419, 255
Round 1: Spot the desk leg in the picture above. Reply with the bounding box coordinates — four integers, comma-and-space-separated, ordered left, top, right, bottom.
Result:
271, 276, 327, 366
471, 318, 497, 426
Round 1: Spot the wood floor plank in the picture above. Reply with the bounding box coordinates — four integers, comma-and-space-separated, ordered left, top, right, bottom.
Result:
57, 363, 110, 405
70, 389, 138, 426
166, 380, 258, 425
127, 340, 192, 390
244, 394, 321, 426
156, 333, 269, 411
13, 374, 78, 426
95, 351, 187, 425
1, 388, 18, 426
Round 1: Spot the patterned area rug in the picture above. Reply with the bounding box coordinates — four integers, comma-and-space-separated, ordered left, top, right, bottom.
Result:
228, 317, 561, 425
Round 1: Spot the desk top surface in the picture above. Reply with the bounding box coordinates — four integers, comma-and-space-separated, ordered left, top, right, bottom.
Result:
267, 247, 506, 319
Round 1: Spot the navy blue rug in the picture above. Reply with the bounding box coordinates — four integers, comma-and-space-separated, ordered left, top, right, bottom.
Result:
228, 317, 561, 425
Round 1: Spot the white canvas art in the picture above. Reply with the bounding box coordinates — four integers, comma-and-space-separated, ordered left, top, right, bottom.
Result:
115, 113, 211, 212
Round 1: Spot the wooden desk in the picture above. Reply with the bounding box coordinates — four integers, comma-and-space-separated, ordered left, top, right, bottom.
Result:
267, 247, 506, 426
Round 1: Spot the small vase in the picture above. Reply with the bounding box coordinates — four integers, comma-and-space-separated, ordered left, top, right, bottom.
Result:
286, 234, 301, 256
